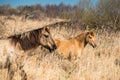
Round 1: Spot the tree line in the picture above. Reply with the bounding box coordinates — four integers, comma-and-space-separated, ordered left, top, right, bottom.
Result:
0, 0, 120, 30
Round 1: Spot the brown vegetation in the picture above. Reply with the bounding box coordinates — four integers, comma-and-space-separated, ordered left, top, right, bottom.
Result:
0, 15, 120, 80
0, 0, 120, 80
0, 0, 120, 30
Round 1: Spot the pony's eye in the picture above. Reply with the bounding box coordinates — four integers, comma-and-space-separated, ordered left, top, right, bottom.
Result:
89, 36, 92, 39
45, 35, 49, 38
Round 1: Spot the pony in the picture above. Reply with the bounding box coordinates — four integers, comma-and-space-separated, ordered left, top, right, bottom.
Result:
0, 27, 57, 80
55, 31, 97, 61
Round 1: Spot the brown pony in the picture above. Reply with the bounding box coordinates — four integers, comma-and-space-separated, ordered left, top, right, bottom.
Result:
0, 27, 56, 80
9, 27, 57, 52
55, 31, 97, 61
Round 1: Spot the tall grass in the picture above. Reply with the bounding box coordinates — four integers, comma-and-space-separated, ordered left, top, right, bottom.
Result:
0, 16, 120, 80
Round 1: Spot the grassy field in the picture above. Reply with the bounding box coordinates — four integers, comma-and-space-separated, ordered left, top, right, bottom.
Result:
0, 16, 120, 80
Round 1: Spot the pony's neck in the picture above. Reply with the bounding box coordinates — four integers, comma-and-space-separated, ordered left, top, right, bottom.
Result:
75, 33, 88, 48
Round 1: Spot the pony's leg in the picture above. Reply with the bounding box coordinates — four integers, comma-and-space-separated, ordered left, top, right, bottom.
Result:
19, 68, 27, 80
8, 62, 17, 80
8, 69, 15, 80
8, 63, 27, 80
18, 62, 27, 80
17, 55, 27, 80
0, 56, 10, 69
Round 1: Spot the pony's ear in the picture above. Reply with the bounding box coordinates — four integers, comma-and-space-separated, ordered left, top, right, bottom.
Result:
43, 26, 46, 31
44, 27, 50, 33
89, 31, 95, 36
86, 31, 94, 36
43, 26, 49, 31
86, 31, 90, 35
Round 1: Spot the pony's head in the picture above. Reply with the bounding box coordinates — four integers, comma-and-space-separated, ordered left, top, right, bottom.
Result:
39, 27, 57, 52
85, 31, 97, 48
9, 27, 57, 52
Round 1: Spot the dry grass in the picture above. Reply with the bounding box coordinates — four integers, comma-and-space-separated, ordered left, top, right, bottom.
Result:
0, 15, 69, 39
0, 16, 120, 80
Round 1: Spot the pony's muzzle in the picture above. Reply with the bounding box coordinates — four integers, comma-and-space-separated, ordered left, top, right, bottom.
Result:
93, 44, 97, 48
89, 42, 97, 48
53, 44, 57, 50
50, 44, 57, 52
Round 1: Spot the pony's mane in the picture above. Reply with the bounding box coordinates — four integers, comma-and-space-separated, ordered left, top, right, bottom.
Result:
9, 29, 41, 51
74, 32, 87, 42
74, 31, 94, 42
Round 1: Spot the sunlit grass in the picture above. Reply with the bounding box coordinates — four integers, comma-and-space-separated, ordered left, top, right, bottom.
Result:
0, 16, 120, 80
